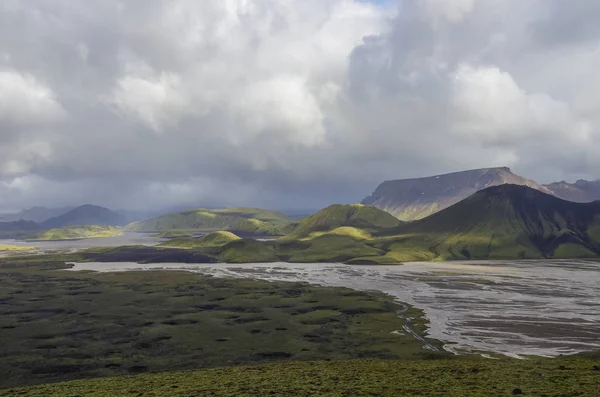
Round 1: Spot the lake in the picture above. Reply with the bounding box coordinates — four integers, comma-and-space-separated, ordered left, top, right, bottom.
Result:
67, 259, 600, 358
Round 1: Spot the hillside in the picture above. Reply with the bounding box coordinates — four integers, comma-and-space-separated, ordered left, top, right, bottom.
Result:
380, 184, 600, 261
545, 179, 600, 203
27, 226, 122, 241
285, 204, 401, 239
125, 207, 293, 236
158, 231, 240, 248
362, 167, 552, 221
41, 205, 125, 228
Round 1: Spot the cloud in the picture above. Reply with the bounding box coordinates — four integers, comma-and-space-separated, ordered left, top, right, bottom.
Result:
0, 0, 599, 211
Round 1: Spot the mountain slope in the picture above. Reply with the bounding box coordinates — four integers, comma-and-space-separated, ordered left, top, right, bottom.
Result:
0, 220, 43, 239
285, 204, 401, 239
41, 205, 125, 228
125, 207, 293, 236
545, 179, 600, 203
382, 184, 600, 260
362, 167, 552, 221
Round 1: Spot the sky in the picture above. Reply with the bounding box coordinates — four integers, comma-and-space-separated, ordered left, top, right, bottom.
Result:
1, 0, 600, 212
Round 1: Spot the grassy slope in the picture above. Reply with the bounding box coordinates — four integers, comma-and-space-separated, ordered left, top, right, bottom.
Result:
6, 357, 600, 397
125, 208, 292, 236
27, 226, 122, 241
285, 204, 400, 239
158, 231, 240, 248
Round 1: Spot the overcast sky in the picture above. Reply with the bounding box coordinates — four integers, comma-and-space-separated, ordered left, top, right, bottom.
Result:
1, 0, 599, 212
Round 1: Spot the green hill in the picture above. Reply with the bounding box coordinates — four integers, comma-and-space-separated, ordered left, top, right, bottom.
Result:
158, 231, 240, 249
125, 208, 292, 236
285, 204, 400, 239
381, 184, 600, 261
27, 226, 122, 241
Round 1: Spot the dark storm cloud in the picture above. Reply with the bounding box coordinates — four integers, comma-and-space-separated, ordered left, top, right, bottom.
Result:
0, 0, 599, 211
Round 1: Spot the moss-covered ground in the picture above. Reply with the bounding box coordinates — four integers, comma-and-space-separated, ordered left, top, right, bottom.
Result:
3, 356, 600, 396
0, 260, 442, 390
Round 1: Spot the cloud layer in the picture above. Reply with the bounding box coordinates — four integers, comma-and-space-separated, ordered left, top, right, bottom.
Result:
1, 0, 599, 211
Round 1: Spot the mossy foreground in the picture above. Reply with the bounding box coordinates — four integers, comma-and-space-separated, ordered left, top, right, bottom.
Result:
0, 262, 440, 390
4, 357, 600, 396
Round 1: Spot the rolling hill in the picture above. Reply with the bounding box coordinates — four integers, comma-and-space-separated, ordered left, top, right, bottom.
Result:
545, 179, 600, 203
380, 184, 600, 261
125, 207, 293, 236
362, 167, 552, 221
285, 204, 401, 239
41, 205, 125, 228
158, 231, 241, 249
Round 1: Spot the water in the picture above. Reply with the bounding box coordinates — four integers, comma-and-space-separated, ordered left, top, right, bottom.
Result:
68, 260, 600, 358
0, 232, 163, 252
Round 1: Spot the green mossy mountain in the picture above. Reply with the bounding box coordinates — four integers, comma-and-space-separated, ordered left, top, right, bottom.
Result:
78, 185, 600, 264
285, 204, 400, 239
125, 208, 293, 236
381, 184, 600, 261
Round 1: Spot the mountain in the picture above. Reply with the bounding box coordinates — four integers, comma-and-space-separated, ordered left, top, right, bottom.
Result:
380, 184, 600, 261
545, 179, 600, 203
0, 220, 43, 239
0, 206, 73, 223
285, 204, 401, 239
41, 205, 125, 228
125, 207, 293, 236
362, 167, 552, 221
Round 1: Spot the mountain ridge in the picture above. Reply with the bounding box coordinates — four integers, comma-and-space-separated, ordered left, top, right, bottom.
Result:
41, 205, 125, 228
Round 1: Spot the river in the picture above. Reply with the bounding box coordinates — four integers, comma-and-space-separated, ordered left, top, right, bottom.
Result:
66, 259, 600, 358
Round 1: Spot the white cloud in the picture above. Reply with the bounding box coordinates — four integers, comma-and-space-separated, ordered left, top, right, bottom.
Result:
0, 69, 64, 129
0, 0, 599, 210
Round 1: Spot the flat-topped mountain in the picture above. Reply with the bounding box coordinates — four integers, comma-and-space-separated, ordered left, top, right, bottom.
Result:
383, 184, 600, 260
41, 205, 125, 228
362, 167, 552, 221
545, 179, 600, 203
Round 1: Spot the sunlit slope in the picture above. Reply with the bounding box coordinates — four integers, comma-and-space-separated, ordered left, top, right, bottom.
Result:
286, 204, 400, 239
6, 357, 600, 397
28, 226, 122, 241
383, 184, 600, 260
125, 208, 293, 236
158, 231, 240, 248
